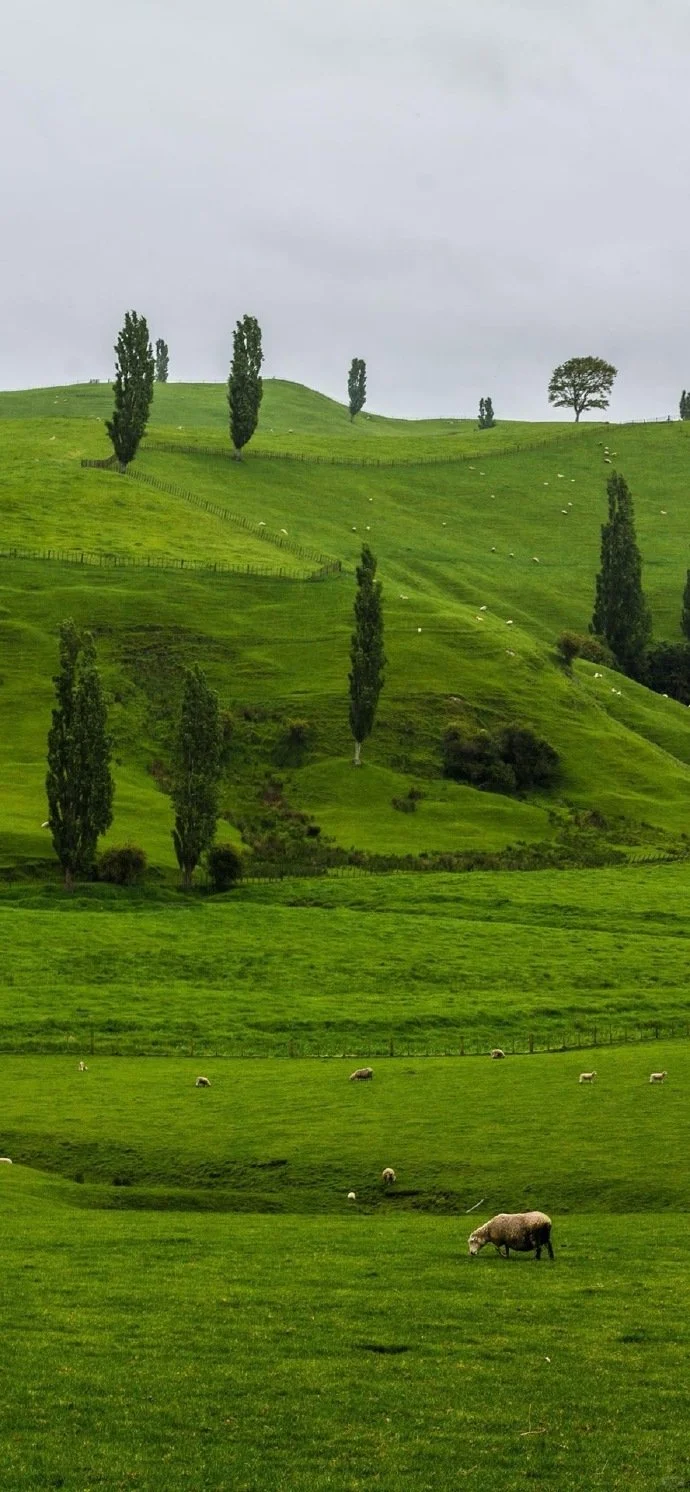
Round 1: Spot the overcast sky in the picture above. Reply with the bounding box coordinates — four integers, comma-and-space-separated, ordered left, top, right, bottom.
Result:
2, 0, 689, 417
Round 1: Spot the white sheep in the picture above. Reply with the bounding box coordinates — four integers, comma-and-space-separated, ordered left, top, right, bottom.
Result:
195, 1075, 211, 1088
649, 1071, 668, 1084
349, 1067, 373, 1081
0, 1157, 12, 1165
347, 1191, 356, 1200
468, 1211, 554, 1260
490, 1048, 506, 1059
579, 1071, 597, 1083
381, 1167, 396, 1185
532, 557, 540, 563
78, 1061, 88, 1072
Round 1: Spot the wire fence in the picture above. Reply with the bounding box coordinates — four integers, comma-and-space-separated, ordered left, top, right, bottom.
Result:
0, 545, 334, 582
140, 427, 595, 470
4, 1020, 688, 1060
80, 458, 342, 572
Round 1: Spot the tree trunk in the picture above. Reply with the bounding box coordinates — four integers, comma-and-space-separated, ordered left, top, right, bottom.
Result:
353, 740, 362, 766
575, 410, 581, 422
232, 448, 243, 462
64, 866, 74, 894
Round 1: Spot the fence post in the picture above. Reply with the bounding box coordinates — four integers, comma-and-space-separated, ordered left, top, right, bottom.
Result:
529, 1033, 534, 1053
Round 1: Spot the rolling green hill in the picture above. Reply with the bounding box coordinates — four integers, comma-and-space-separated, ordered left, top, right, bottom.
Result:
1, 380, 689, 872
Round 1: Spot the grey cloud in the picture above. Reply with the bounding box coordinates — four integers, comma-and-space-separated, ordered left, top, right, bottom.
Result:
2, 0, 690, 417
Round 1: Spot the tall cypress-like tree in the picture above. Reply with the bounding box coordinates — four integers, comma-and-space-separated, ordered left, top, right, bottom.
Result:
681, 571, 690, 640
592, 472, 651, 678
105, 311, 155, 468
46, 620, 114, 889
227, 315, 263, 457
478, 396, 496, 429
155, 338, 169, 383
349, 545, 385, 766
348, 358, 367, 421
680, 390, 690, 420
170, 665, 223, 888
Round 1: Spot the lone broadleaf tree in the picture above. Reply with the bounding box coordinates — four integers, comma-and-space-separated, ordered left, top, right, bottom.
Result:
548, 356, 617, 422
592, 472, 651, 678
228, 315, 263, 458
349, 545, 385, 766
170, 665, 223, 888
348, 358, 367, 421
46, 620, 114, 889
105, 311, 155, 468
155, 338, 169, 383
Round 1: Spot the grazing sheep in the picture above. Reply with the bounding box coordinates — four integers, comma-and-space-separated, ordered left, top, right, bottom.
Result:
468, 1211, 554, 1260
381, 1167, 396, 1185
649, 1071, 668, 1084
490, 1048, 506, 1059
579, 1071, 597, 1083
195, 1075, 211, 1088
0, 1157, 12, 1165
349, 1067, 373, 1081
347, 1191, 356, 1200
78, 1061, 88, 1072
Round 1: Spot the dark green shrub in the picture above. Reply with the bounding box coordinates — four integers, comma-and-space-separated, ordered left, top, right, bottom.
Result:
98, 845, 147, 885
557, 631, 615, 667
442, 728, 517, 793
206, 843, 243, 891
646, 642, 690, 704
275, 717, 312, 766
392, 795, 416, 813
499, 725, 560, 790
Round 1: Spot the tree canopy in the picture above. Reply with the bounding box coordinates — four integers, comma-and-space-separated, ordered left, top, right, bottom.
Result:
348, 545, 385, 765
548, 356, 617, 421
105, 311, 155, 467
46, 620, 113, 888
592, 471, 651, 677
228, 315, 264, 456
348, 358, 367, 421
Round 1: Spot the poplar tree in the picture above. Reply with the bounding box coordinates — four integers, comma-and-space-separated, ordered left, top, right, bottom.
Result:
592, 472, 651, 677
681, 570, 690, 640
227, 315, 263, 457
348, 358, 367, 421
105, 311, 155, 468
680, 390, 690, 420
349, 545, 385, 766
155, 338, 169, 383
46, 620, 114, 889
478, 396, 495, 428
170, 665, 223, 888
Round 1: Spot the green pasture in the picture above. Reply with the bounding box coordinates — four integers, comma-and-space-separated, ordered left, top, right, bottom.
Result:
0, 1043, 686, 1209
1, 1173, 686, 1491
1, 379, 690, 869
2, 863, 690, 1054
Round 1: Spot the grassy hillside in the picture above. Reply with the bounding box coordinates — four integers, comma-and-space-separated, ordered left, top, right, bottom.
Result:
1, 380, 690, 871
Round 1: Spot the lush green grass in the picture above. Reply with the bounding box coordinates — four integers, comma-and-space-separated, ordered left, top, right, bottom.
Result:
0, 1041, 686, 1208
2, 863, 690, 1055
1, 1172, 687, 1491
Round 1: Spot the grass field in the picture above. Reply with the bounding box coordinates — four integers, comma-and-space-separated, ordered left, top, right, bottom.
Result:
1, 863, 690, 1055
1, 1045, 688, 1490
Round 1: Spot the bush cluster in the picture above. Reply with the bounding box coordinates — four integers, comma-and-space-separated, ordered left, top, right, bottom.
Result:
556, 631, 616, 668
206, 843, 243, 891
97, 845, 147, 885
442, 724, 559, 795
